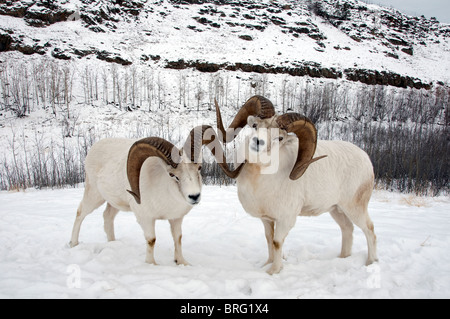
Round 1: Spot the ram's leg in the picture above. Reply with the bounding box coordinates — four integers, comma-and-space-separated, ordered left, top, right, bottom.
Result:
365, 219, 378, 265
357, 212, 378, 265
103, 203, 119, 242
70, 180, 105, 247
339, 204, 378, 266
261, 218, 275, 266
330, 206, 354, 258
169, 217, 190, 266
267, 216, 296, 275
137, 217, 157, 265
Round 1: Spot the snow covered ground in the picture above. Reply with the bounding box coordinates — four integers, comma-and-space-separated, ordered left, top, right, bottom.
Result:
0, 185, 449, 299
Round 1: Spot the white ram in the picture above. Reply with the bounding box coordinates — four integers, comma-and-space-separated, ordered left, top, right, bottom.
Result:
215, 96, 378, 274
69, 125, 239, 265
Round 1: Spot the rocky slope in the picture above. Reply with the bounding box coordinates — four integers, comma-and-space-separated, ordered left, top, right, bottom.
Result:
0, 0, 449, 88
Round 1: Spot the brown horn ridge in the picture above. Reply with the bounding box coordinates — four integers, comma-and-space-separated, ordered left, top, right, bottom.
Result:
182, 125, 244, 179
215, 95, 275, 143
276, 113, 327, 180
126, 137, 180, 204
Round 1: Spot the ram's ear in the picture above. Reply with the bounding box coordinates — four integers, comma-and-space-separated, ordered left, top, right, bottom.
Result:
247, 115, 257, 128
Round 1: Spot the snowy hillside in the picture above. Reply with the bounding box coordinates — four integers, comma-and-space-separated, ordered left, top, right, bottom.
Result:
1, 185, 449, 298
1, 0, 449, 85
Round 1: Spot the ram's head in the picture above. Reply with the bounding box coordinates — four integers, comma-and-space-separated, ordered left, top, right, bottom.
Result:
215, 95, 327, 180
127, 125, 242, 205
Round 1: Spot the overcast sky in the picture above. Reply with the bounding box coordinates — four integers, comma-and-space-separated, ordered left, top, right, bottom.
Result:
361, 0, 450, 23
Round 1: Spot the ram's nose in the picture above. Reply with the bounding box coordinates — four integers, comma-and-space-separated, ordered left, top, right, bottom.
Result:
188, 193, 201, 205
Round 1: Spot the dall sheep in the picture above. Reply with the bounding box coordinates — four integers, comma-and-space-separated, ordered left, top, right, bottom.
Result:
215, 95, 378, 274
69, 125, 239, 265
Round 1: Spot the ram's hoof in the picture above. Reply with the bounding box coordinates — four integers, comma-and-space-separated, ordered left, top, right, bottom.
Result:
266, 264, 283, 275
69, 241, 78, 248
175, 258, 191, 266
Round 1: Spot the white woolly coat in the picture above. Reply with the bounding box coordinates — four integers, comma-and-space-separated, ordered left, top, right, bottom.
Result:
236, 139, 374, 221
84, 138, 193, 221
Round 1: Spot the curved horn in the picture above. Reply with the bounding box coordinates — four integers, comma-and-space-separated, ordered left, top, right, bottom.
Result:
215, 95, 275, 143
127, 137, 180, 204
183, 125, 244, 179
276, 113, 327, 180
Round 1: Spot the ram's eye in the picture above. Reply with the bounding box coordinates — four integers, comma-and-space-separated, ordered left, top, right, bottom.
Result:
252, 123, 257, 129
198, 166, 202, 171
278, 136, 284, 142
169, 173, 180, 182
